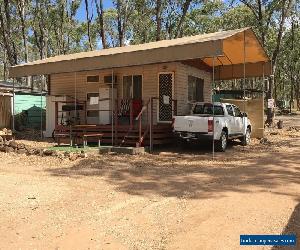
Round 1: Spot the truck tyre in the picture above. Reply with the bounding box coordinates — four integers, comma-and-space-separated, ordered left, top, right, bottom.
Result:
177, 138, 187, 148
241, 128, 251, 146
215, 131, 227, 152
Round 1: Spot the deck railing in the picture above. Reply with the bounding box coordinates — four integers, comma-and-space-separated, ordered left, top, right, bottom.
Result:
135, 99, 150, 147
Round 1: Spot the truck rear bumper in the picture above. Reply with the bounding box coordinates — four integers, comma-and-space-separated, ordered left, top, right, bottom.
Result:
174, 131, 214, 141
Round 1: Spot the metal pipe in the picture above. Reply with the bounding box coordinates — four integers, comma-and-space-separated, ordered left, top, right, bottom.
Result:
243, 31, 246, 137
74, 71, 77, 125
150, 97, 153, 153
12, 78, 15, 131
111, 69, 114, 146
40, 77, 43, 139
212, 55, 215, 160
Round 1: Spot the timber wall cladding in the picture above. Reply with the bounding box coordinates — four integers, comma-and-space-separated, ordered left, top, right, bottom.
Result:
221, 98, 264, 139
176, 63, 212, 115
0, 95, 12, 128
50, 62, 211, 123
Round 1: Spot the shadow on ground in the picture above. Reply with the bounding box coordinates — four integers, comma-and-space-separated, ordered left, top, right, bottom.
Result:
272, 202, 300, 250
44, 136, 300, 200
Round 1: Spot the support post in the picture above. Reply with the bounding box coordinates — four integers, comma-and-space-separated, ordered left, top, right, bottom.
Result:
115, 99, 118, 145
150, 97, 153, 153
243, 31, 247, 141
212, 56, 215, 160
111, 69, 114, 146
266, 60, 274, 125
12, 78, 15, 132
55, 102, 58, 127
40, 78, 43, 139
130, 99, 133, 129
74, 71, 77, 125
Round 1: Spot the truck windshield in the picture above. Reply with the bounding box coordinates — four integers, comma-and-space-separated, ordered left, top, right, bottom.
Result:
193, 104, 224, 115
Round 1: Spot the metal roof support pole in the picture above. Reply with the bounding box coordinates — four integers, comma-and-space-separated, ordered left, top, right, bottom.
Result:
40, 77, 43, 139
75, 71, 77, 126
111, 69, 114, 146
262, 63, 265, 93
243, 31, 247, 151
12, 78, 15, 132
212, 55, 215, 160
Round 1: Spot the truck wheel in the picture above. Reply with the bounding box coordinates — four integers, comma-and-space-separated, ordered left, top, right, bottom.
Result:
215, 131, 227, 152
241, 128, 251, 146
177, 138, 187, 148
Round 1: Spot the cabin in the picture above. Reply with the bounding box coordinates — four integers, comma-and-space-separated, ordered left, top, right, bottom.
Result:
0, 80, 46, 131
9, 27, 271, 150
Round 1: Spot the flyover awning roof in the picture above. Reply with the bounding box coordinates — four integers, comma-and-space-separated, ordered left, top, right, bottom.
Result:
9, 27, 271, 80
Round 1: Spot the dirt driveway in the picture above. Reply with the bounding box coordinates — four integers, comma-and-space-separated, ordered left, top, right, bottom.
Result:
0, 116, 299, 250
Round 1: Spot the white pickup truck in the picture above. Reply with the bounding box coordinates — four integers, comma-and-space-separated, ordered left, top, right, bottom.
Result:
173, 102, 251, 152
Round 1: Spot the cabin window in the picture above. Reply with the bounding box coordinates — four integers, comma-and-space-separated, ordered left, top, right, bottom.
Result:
87, 75, 99, 83
104, 75, 118, 84
87, 92, 99, 106
87, 110, 99, 117
123, 75, 142, 99
226, 105, 234, 116
188, 76, 204, 102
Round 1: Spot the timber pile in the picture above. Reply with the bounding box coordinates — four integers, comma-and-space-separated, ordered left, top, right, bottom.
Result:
0, 140, 87, 161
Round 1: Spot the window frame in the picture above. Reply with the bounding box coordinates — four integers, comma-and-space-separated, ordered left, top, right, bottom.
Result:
86, 92, 99, 110
188, 75, 204, 103
122, 74, 143, 99
226, 105, 234, 116
103, 75, 118, 84
86, 75, 100, 84
233, 105, 242, 117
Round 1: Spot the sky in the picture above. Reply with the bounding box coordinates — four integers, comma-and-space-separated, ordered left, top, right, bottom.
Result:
76, 1, 114, 21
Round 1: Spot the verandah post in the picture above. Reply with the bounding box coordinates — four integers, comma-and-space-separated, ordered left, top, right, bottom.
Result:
150, 97, 153, 153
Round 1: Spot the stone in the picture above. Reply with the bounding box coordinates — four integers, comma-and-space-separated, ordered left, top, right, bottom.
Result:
260, 138, 271, 145
43, 149, 55, 156
79, 152, 88, 158
64, 151, 70, 157
17, 143, 26, 150
26, 149, 36, 155
5, 147, 14, 153
8, 141, 18, 149
17, 149, 27, 154
69, 153, 78, 161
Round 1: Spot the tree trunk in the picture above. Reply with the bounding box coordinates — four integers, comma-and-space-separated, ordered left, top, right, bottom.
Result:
175, 0, 192, 38
156, 0, 162, 41
116, 0, 124, 46
95, 0, 107, 49
84, 0, 93, 50
0, 1, 18, 66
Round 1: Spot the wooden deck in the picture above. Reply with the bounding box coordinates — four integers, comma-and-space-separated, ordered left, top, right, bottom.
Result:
54, 123, 174, 147
53, 97, 177, 149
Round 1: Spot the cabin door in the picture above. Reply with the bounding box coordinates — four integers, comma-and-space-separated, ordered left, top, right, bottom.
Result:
158, 73, 174, 122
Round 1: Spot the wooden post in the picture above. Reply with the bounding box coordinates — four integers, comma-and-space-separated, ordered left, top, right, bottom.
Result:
130, 99, 133, 129
150, 97, 153, 153
111, 69, 114, 146
138, 117, 142, 147
115, 99, 118, 145
12, 78, 15, 131
55, 102, 58, 128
